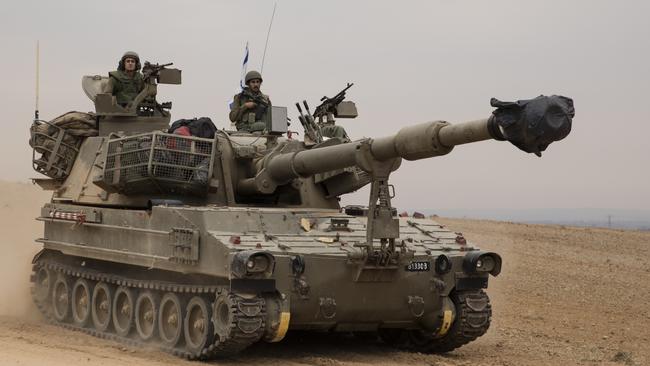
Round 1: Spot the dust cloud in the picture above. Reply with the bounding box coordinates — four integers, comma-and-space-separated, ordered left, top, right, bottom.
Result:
0, 181, 51, 318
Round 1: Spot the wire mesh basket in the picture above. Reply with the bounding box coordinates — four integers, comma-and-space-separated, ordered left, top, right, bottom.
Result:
30, 120, 82, 179
101, 131, 217, 196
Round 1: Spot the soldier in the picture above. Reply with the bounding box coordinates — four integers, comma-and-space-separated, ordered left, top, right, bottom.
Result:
106, 51, 145, 107
229, 70, 272, 132
320, 124, 350, 142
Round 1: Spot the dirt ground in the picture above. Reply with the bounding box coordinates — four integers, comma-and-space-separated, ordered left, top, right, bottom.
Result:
1, 181, 649, 366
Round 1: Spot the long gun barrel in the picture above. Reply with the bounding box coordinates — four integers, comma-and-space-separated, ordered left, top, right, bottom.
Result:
238, 95, 574, 195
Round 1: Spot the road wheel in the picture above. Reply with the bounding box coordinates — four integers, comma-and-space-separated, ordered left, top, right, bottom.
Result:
184, 296, 214, 356
33, 266, 53, 303
71, 278, 93, 327
112, 286, 135, 337
52, 275, 71, 322
158, 292, 184, 347
135, 291, 159, 341
91, 282, 112, 332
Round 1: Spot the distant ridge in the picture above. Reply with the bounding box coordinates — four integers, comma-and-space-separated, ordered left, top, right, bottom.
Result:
414, 208, 650, 231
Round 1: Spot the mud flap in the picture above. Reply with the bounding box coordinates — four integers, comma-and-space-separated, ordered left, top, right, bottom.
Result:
264, 294, 291, 343
437, 310, 453, 336
268, 312, 291, 342
31, 248, 50, 264
435, 296, 456, 337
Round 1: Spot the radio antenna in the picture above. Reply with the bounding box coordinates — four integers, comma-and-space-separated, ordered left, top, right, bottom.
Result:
260, 2, 277, 74
34, 40, 40, 121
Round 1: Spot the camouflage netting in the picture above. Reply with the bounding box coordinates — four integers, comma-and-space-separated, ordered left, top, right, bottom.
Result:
30, 111, 98, 179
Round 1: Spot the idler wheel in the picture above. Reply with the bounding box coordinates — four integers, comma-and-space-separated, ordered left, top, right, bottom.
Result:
184, 296, 214, 356
71, 278, 93, 327
135, 291, 159, 341
51, 275, 71, 322
91, 282, 113, 332
33, 266, 53, 303
158, 292, 184, 347
112, 286, 135, 337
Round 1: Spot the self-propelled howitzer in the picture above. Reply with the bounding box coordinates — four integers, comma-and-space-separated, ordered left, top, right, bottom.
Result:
29, 88, 573, 360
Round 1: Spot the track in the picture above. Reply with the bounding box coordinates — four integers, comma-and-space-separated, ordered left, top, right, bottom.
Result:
378, 289, 492, 353
30, 255, 266, 360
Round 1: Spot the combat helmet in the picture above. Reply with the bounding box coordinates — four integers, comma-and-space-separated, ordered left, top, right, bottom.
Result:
118, 51, 141, 71
245, 70, 263, 84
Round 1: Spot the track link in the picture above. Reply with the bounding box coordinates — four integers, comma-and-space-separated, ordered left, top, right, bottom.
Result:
30, 257, 267, 360
212, 290, 266, 356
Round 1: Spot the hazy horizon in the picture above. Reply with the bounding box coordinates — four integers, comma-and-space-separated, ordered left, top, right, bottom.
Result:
414, 207, 650, 230
1, 0, 648, 211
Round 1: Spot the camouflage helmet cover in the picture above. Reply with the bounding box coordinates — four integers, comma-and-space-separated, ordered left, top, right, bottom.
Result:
245, 70, 263, 84
118, 51, 141, 71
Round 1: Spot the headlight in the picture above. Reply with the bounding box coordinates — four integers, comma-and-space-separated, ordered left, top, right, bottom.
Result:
232, 250, 275, 278
435, 254, 452, 275
476, 256, 496, 272
462, 251, 502, 276
246, 255, 271, 273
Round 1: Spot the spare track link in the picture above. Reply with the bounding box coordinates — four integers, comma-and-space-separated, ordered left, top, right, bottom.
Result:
30, 258, 266, 360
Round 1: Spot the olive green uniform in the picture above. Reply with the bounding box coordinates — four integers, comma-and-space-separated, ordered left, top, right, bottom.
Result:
107, 70, 144, 106
320, 124, 350, 142
229, 88, 272, 132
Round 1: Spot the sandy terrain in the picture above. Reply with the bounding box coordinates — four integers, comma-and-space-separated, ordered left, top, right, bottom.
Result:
1, 180, 649, 366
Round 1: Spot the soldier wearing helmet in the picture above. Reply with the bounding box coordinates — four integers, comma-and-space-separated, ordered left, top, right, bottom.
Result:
106, 51, 145, 106
229, 70, 272, 132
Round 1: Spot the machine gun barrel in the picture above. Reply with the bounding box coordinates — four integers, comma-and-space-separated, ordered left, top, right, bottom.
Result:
145, 62, 173, 70
142, 62, 174, 78
313, 82, 354, 118
238, 95, 574, 195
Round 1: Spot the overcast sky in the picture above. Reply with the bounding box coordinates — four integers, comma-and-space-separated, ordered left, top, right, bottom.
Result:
1, 0, 648, 211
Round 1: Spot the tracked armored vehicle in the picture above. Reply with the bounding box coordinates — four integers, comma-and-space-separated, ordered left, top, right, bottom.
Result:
28, 62, 574, 359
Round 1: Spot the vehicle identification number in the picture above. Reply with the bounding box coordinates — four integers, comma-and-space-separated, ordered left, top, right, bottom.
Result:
405, 261, 430, 272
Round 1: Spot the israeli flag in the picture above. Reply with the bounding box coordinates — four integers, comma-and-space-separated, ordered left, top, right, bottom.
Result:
240, 42, 249, 89
229, 42, 249, 110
